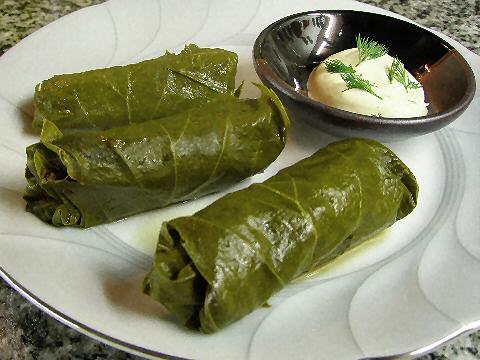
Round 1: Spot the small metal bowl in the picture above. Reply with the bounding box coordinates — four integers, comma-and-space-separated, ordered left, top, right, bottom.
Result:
253, 10, 476, 141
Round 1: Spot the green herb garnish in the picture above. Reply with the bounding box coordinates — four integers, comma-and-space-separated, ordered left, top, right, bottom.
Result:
325, 59, 355, 73
387, 56, 421, 91
356, 34, 388, 65
323, 52, 383, 99
340, 72, 383, 99
387, 56, 401, 83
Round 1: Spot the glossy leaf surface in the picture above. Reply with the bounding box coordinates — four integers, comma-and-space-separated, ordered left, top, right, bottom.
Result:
33, 44, 238, 132
24, 85, 289, 228
143, 138, 418, 333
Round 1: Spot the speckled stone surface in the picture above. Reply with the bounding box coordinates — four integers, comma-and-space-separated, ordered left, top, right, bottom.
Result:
361, 0, 480, 55
0, 1, 479, 359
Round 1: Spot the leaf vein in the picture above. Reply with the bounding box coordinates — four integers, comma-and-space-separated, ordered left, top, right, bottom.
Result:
189, 215, 286, 287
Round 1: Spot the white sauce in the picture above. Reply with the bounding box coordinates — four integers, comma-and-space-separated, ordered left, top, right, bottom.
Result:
307, 48, 428, 118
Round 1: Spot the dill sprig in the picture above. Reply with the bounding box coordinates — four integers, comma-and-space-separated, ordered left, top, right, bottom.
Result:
341, 72, 383, 99
323, 55, 383, 99
325, 59, 355, 73
387, 56, 401, 82
356, 34, 388, 65
387, 56, 421, 91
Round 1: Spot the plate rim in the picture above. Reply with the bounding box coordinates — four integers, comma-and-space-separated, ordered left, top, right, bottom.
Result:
2, 261, 480, 360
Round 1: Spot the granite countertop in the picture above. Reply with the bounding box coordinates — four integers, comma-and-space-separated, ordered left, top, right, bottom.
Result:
0, 1, 479, 359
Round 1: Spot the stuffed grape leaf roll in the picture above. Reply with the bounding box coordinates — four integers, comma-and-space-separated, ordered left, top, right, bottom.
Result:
33, 44, 238, 132
143, 138, 418, 333
24, 85, 289, 227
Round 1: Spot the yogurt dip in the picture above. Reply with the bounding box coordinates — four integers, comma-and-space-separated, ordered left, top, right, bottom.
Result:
307, 48, 428, 118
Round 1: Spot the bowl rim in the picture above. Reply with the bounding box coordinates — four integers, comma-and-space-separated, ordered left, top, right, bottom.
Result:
253, 9, 476, 127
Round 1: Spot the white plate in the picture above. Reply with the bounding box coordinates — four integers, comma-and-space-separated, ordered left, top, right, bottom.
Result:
0, 0, 479, 359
